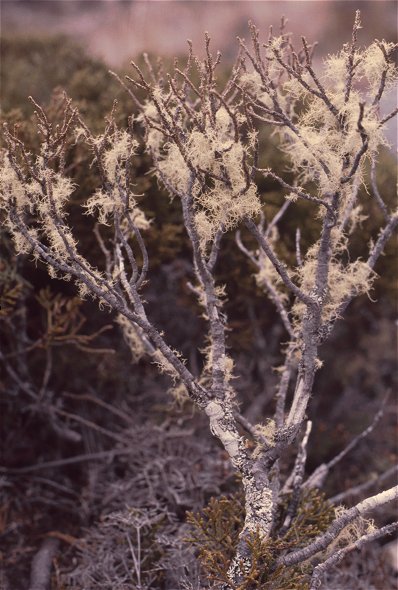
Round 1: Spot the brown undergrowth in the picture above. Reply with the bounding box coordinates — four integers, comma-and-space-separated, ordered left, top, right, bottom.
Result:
187, 488, 335, 589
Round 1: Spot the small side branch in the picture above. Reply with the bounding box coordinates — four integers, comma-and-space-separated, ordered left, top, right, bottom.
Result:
257, 168, 333, 215
279, 421, 312, 535
236, 224, 296, 338
278, 485, 398, 568
28, 537, 60, 590
0, 448, 135, 474
367, 212, 398, 269
309, 521, 398, 590
207, 224, 224, 271
275, 345, 296, 428
305, 393, 389, 489
181, 180, 228, 399
234, 411, 272, 449
245, 219, 314, 306
340, 103, 369, 184
370, 158, 389, 220
344, 10, 361, 105
329, 464, 398, 505
379, 106, 398, 126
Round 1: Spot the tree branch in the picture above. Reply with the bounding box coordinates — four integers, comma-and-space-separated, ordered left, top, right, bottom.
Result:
309, 521, 398, 590
278, 486, 398, 568
28, 538, 60, 590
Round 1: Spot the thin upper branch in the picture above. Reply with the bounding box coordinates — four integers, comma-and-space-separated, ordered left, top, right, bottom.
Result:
245, 219, 314, 307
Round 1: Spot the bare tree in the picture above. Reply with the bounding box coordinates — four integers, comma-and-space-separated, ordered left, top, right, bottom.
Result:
1, 11, 397, 588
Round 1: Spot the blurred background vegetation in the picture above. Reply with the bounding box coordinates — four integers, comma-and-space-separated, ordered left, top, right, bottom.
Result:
0, 3, 397, 588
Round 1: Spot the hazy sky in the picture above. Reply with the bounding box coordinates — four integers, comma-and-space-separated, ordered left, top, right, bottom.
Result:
2, 1, 397, 66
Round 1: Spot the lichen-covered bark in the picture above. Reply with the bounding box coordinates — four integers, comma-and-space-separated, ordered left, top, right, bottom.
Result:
205, 400, 275, 585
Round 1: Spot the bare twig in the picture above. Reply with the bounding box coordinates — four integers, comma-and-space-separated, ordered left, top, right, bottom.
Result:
305, 393, 390, 489
279, 421, 312, 534
0, 449, 133, 474
329, 464, 398, 505
370, 158, 389, 220
28, 537, 60, 590
245, 219, 314, 306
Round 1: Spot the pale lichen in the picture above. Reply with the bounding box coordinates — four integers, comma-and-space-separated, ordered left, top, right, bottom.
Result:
116, 314, 147, 362
292, 234, 377, 327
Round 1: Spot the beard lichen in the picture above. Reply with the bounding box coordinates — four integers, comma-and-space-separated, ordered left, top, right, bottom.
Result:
292, 232, 376, 330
